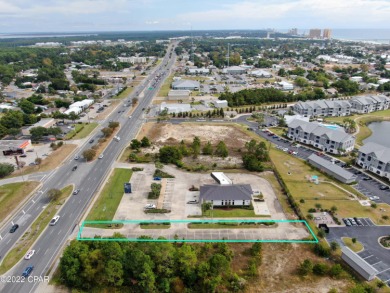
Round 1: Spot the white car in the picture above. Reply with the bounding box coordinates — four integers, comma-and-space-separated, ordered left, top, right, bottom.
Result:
24, 250, 35, 260
49, 215, 60, 226
144, 204, 156, 209
292, 151, 298, 155
114, 136, 121, 141
98, 154, 104, 159
369, 196, 380, 200
74, 155, 80, 160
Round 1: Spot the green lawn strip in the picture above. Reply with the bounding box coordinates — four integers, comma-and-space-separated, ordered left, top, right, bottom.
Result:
85, 168, 132, 225
113, 87, 134, 99
342, 237, 364, 252
0, 185, 73, 275
188, 222, 276, 229
270, 127, 287, 137
157, 73, 175, 97
140, 223, 171, 229
203, 208, 257, 218
0, 181, 40, 223
71, 123, 98, 139
269, 148, 390, 225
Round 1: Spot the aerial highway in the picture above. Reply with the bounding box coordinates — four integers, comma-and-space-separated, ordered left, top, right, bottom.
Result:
0, 42, 177, 293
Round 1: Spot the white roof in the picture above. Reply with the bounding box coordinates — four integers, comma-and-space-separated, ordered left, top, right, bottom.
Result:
211, 172, 232, 185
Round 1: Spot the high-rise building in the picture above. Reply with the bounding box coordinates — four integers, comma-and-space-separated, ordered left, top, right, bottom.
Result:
323, 29, 332, 39
309, 29, 321, 39
288, 28, 298, 35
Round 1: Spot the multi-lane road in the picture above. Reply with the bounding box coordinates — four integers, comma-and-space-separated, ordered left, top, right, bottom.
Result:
0, 43, 177, 293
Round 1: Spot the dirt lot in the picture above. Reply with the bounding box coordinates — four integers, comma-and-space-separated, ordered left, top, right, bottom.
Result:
245, 243, 354, 293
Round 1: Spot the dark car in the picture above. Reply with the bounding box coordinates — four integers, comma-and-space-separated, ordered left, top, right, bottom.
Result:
343, 218, 351, 226
354, 217, 363, 226
89, 139, 95, 144
362, 176, 372, 181
22, 266, 34, 277
187, 200, 198, 204
379, 185, 389, 190
354, 170, 362, 175
10, 224, 19, 233
72, 166, 78, 171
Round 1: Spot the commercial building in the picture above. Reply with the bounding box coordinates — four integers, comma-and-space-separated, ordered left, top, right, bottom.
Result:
167, 90, 191, 101
222, 66, 247, 75
278, 81, 294, 91
117, 56, 147, 63
341, 247, 378, 281
187, 68, 210, 75
293, 99, 352, 117
250, 69, 272, 78
211, 172, 232, 185
212, 100, 228, 108
160, 102, 192, 114
200, 184, 253, 207
356, 142, 390, 180
350, 95, 390, 114
287, 119, 355, 154
307, 154, 356, 183
22, 118, 56, 136
0, 140, 32, 155
172, 80, 200, 91
309, 29, 322, 39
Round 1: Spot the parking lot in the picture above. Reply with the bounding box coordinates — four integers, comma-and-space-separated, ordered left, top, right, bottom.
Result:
326, 223, 390, 286
0, 143, 53, 168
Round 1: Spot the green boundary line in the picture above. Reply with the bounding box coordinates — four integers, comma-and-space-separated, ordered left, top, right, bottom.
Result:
77, 219, 318, 243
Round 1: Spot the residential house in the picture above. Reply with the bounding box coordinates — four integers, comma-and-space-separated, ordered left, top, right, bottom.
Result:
287, 119, 355, 154
356, 142, 390, 180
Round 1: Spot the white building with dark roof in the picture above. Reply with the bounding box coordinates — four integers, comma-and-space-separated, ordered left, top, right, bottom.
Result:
293, 99, 352, 117
222, 66, 247, 75
200, 184, 253, 207
250, 69, 272, 78
356, 142, 390, 180
187, 68, 210, 75
287, 119, 355, 154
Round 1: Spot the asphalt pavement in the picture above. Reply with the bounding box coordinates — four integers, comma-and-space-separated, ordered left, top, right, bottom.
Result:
0, 43, 178, 293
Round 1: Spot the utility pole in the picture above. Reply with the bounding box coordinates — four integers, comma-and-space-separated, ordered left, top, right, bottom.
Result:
191, 26, 194, 65
227, 43, 230, 67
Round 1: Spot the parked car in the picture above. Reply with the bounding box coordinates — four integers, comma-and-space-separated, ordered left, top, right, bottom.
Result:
348, 218, 357, 226
354, 170, 362, 175
369, 196, 380, 200
153, 177, 162, 181
363, 177, 372, 181
24, 250, 35, 260
10, 224, 19, 233
144, 204, 156, 209
379, 185, 389, 190
354, 217, 363, 226
49, 215, 60, 226
187, 200, 198, 204
22, 266, 34, 277
19, 154, 27, 157
343, 218, 351, 226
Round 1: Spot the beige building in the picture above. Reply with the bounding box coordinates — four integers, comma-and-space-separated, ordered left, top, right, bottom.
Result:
309, 29, 321, 39
323, 29, 332, 39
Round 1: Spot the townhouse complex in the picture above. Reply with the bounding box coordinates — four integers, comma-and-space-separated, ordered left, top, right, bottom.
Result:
293, 95, 390, 117
357, 142, 390, 180
287, 119, 355, 154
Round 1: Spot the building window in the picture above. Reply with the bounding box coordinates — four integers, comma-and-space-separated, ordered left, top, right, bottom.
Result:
367, 156, 371, 161
242, 200, 245, 205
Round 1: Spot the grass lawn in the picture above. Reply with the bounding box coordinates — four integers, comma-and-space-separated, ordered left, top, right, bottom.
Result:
188, 222, 275, 229
65, 123, 98, 140
203, 208, 256, 218
0, 181, 40, 223
0, 185, 73, 275
271, 127, 287, 137
113, 87, 134, 99
86, 168, 133, 223
342, 237, 364, 252
157, 73, 174, 97
140, 223, 171, 229
269, 148, 390, 225
9, 144, 77, 178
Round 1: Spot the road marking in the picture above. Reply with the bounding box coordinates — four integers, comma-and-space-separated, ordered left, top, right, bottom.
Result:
58, 229, 62, 235
44, 250, 47, 255
6, 238, 11, 244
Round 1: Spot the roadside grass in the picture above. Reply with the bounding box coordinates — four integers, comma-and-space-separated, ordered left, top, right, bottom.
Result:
342, 237, 364, 252
157, 73, 174, 97
0, 185, 73, 275
0, 181, 40, 223
270, 127, 287, 137
261, 172, 295, 218
113, 87, 133, 99
95, 100, 120, 120
269, 148, 390, 225
140, 223, 171, 229
203, 208, 256, 218
9, 144, 77, 178
65, 123, 98, 140
85, 168, 133, 226
188, 222, 276, 229
89, 127, 119, 160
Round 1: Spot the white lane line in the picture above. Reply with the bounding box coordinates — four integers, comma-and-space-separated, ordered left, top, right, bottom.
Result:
58, 229, 62, 235
44, 250, 47, 255
6, 238, 11, 244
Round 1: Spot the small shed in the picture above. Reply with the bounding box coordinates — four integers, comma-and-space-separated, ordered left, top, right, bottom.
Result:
341, 247, 378, 281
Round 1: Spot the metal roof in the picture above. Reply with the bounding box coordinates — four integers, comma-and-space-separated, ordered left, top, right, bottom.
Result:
200, 184, 253, 201
341, 246, 378, 276
307, 154, 356, 181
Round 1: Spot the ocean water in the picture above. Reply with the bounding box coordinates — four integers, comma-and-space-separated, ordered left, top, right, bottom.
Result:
331, 29, 390, 44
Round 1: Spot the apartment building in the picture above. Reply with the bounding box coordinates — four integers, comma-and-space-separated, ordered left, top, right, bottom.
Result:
356, 142, 390, 180
350, 95, 390, 114
293, 99, 352, 117
287, 119, 355, 154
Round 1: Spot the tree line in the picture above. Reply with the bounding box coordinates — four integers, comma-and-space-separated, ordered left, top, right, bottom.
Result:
59, 236, 262, 292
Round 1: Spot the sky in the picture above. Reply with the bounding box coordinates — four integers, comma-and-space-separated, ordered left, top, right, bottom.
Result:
0, 0, 390, 33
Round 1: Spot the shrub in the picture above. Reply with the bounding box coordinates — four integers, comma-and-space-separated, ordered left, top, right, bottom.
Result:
153, 169, 175, 178
298, 259, 313, 276
148, 183, 161, 199
329, 264, 343, 277
313, 263, 329, 275
0, 163, 15, 178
